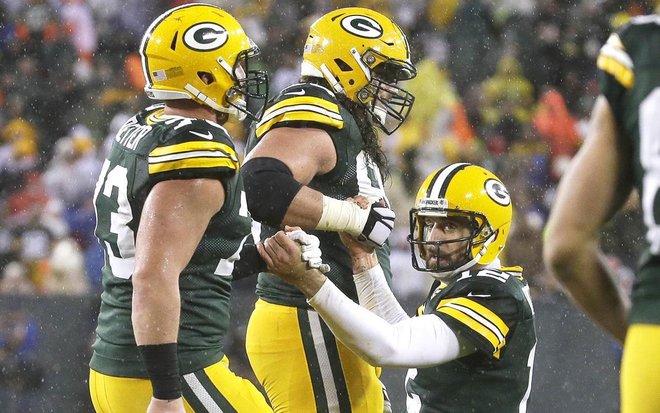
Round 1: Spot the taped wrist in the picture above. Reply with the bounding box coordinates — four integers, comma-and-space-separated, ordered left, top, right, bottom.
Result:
242, 157, 303, 227
316, 196, 370, 236
137, 343, 181, 400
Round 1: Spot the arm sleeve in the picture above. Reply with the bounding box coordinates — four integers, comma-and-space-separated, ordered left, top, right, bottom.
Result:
308, 279, 461, 368
353, 264, 409, 323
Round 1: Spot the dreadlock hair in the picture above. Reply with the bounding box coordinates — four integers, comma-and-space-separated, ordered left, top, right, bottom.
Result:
301, 76, 390, 182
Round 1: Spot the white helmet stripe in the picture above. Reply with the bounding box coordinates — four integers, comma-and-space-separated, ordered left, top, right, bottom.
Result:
428, 162, 469, 200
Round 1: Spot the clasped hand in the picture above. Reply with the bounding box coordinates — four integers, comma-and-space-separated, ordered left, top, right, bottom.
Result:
257, 226, 331, 298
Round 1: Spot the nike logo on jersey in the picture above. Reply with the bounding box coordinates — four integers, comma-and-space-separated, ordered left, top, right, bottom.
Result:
467, 292, 491, 298
285, 90, 306, 96
190, 131, 214, 140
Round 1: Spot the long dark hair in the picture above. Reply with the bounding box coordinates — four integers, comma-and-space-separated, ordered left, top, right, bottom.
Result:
301, 76, 390, 181
335, 93, 390, 182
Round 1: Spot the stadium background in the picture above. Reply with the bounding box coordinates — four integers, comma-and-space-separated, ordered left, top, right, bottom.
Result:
0, 0, 653, 411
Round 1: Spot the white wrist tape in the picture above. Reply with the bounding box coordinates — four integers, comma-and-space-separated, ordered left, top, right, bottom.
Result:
316, 196, 370, 236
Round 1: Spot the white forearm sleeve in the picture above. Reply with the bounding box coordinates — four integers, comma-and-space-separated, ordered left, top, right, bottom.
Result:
353, 264, 409, 323
308, 280, 461, 368
315, 196, 369, 236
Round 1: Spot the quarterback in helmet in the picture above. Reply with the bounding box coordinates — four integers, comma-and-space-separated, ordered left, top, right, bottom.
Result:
241, 7, 415, 413
88, 4, 271, 413
259, 163, 537, 413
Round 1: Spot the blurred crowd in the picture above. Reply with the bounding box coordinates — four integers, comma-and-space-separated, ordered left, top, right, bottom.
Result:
0, 0, 653, 299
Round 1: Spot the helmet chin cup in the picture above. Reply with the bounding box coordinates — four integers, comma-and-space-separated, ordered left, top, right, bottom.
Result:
226, 95, 248, 121
372, 105, 388, 127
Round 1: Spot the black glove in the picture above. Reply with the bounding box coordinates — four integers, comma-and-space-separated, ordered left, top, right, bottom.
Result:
231, 244, 267, 280
357, 204, 395, 247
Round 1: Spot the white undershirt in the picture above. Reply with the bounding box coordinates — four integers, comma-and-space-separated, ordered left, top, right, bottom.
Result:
307, 265, 463, 368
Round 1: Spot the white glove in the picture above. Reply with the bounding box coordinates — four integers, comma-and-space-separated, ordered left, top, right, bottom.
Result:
287, 229, 331, 273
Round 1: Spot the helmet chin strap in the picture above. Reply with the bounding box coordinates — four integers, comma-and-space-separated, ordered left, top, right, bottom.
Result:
429, 231, 497, 281
184, 84, 246, 121
349, 48, 371, 81
319, 64, 344, 94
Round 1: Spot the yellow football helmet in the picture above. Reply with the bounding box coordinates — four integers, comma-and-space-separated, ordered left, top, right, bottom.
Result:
301, 7, 416, 134
408, 163, 513, 279
140, 3, 268, 121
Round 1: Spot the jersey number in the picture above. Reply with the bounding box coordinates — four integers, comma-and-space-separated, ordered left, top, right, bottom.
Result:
93, 160, 136, 279
639, 87, 660, 253
94, 159, 250, 280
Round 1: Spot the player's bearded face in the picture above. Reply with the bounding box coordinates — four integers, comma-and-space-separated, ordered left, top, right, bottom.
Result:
422, 217, 472, 270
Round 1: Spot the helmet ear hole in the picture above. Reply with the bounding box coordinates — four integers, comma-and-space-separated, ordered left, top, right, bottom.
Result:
334, 58, 353, 72
198, 72, 215, 85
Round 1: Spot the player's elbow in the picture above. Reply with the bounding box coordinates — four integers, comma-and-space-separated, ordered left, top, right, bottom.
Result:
241, 157, 302, 226
543, 231, 583, 284
358, 348, 389, 368
355, 339, 400, 368
131, 269, 162, 299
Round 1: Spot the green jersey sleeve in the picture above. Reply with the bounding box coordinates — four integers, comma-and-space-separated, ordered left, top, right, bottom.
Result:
430, 270, 523, 360
597, 17, 660, 119
147, 122, 239, 184
254, 83, 344, 138
597, 29, 634, 118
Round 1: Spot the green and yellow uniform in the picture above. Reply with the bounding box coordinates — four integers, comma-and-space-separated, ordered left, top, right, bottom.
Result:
89, 104, 270, 412
597, 15, 660, 413
406, 267, 536, 413
244, 82, 391, 413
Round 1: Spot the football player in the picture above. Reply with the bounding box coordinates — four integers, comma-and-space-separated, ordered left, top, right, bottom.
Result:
258, 163, 537, 412
240, 7, 416, 413
88, 4, 272, 413
544, 14, 660, 413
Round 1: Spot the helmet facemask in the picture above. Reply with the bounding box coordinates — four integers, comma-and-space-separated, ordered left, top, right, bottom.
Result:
218, 42, 268, 121
220, 44, 268, 121
355, 49, 415, 134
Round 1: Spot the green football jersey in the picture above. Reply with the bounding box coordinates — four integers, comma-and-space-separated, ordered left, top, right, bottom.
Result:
405, 267, 536, 413
598, 15, 660, 324
244, 82, 392, 308
90, 104, 252, 377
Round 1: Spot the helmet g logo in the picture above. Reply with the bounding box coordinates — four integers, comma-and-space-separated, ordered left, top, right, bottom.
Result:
183, 22, 228, 51
340, 15, 383, 39
485, 179, 511, 206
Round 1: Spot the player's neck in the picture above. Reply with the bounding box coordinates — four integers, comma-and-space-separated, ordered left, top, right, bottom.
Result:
164, 100, 218, 123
